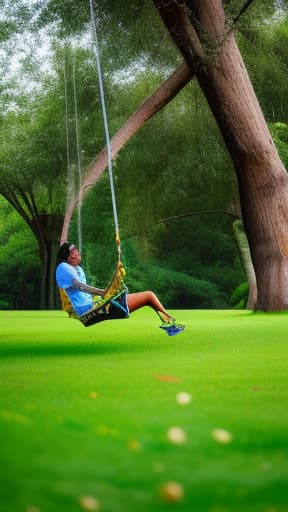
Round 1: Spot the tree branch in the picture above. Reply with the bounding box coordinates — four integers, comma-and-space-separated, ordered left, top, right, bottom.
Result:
124, 209, 238, 240
232, 0, 257, 25
153, 0, 205, 66
2, 190, 34, 230
61, 60, 195, 243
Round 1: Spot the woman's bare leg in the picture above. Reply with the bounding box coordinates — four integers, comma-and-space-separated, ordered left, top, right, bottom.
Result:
127, 291, 174, 322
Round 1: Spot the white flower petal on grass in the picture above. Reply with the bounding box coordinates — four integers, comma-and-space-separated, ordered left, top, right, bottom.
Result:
176, 392, 192, 405
160, 481, 184, 502
212, 428, 233, 444
167, 426, 187, 444
79, 495, 100, 511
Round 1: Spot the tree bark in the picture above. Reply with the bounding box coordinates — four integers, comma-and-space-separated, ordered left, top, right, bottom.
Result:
61, 61, 194, 243
29, 214, 63, 309
153, 0, 288, 310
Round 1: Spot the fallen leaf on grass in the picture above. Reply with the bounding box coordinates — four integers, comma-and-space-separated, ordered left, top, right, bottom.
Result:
127, 438, 141, 452
160, 481, 184, 503
155, 374, 180, 383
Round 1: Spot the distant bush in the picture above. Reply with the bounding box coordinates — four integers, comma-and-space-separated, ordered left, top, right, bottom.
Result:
233, 298, 246, 310
0, 299, 11, 310
0, 201, 40, 309
126, 263, 229, 309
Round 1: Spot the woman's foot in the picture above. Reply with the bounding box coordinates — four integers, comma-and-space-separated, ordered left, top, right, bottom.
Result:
158, 311, 176, 325
157, 311, 185, 336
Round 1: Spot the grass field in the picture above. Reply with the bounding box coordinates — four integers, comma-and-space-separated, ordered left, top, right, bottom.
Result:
0, 309, 287, 512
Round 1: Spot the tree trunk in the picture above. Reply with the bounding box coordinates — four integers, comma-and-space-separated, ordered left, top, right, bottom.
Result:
3, 191, 64, 310
233, 220, 257, 309
153, 0, 288, 310
30, 214, 64, 309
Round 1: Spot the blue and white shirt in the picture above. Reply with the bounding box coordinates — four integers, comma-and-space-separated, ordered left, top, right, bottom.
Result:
56, 262, 93, 315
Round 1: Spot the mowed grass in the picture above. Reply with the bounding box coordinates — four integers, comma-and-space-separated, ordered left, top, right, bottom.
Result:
0, 309, 287, 512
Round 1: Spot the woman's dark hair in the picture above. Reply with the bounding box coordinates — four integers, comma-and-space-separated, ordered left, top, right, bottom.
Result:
56, 242, 75, 266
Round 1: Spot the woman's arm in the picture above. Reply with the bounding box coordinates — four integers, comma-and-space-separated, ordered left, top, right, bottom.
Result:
71, 279, 105, 297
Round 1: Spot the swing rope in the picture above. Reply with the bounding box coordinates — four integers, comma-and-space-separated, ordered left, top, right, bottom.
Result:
72, 50, 83, 253
63, 47, 83, 252
63, 53, 71, 217
89, 0, 121, 259
59, 24, 128, 326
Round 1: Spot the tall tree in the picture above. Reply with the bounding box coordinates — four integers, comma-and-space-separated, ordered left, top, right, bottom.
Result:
0, 103, 65, 309
152, 0, 288, 310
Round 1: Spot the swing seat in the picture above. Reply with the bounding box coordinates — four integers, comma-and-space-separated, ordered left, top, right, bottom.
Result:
58, 260, 129, 327
80, 288, 129, 327
58, 286, 129, 327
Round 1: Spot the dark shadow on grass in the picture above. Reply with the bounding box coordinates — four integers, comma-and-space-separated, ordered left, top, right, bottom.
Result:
0, 340, 154, 359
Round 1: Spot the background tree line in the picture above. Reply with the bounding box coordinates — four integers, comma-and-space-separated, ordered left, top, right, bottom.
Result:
1, 0, 288, 310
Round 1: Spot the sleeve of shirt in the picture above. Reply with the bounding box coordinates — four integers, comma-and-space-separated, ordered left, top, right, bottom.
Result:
56, 263, 78, 290
77, 266, 87, 284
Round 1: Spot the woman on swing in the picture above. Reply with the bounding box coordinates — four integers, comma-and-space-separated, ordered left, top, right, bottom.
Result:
56, 242, 184, 335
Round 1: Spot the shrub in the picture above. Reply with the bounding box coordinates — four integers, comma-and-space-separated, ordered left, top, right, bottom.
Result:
126, 263, 229, 309
0, 299, 11, 310
230, 282, 249, 309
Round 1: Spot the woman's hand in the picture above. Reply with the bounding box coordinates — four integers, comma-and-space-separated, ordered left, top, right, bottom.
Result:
92, 287, 105, 297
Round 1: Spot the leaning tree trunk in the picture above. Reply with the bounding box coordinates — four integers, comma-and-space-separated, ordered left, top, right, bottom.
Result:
153, 0, 288, 310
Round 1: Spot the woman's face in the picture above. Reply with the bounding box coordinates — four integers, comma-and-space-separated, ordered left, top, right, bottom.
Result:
67, 246, 81, 267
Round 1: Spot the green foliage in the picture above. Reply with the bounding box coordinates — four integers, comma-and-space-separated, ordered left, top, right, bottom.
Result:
224, 0, 285, 27
0, 90, 68, 215
230, 281, 249, 309
0, 300, 11, 310
1, 0, 33, 37
237, 16, 288, 124
0, 198, 40, 309
270, 122, 288, 168
144, 216, 245, 297
126, 263, 228, 309
115, 76, 237, 243
0, 20, 17, 42
35, 0, 177, 68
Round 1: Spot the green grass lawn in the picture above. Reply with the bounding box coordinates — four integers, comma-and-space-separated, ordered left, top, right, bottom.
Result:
0, 309, 287, 512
